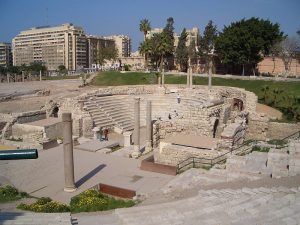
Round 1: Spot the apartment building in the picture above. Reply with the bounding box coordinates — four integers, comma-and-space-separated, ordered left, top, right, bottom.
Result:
106, 35, 131, 57
146, 27, 200, 47
0, 42, 12, 67
87, 35, 115, 68
12, 23, 88, 71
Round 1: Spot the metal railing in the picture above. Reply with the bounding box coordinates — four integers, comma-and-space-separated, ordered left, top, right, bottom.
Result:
176, 130, 300, 174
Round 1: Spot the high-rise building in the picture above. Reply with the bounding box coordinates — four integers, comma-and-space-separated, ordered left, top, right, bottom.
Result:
87, 35, 115, 68
0, 42, 12, 67
106, 35, 131, 57
12, 23, 88, 71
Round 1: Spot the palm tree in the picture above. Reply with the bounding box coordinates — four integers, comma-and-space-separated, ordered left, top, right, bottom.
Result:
139, 39, 152, 70
139, 19, 151, 41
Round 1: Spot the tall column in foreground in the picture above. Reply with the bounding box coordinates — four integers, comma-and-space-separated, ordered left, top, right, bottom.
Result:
133, 98, 140, 154
145, 100, 152, 153
62, 113, 76, 192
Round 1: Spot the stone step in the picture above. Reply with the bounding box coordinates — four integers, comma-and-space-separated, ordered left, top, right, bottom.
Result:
75, 213, 122, 225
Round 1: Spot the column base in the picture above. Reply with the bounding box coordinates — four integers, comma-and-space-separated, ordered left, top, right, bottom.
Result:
64, 187, 77, 192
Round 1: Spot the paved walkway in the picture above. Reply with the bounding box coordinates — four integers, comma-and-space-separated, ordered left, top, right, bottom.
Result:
0, 145, 173, 204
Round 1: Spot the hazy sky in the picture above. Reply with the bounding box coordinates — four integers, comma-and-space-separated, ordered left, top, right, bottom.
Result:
1, 0, 299, 50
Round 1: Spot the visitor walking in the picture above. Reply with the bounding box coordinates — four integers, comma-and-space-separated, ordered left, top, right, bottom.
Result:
177, 93, 181, 103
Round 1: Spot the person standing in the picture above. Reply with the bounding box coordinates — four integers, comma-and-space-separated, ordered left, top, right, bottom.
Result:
104, 128, 109, 141
177, 93, 181, 103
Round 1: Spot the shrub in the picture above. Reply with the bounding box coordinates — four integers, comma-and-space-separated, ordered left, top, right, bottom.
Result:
0, 185, 28, 203
252, 146, 270, 153
267, 139, 288, 147
70, 189, 135, 213
17, 197, 70, 213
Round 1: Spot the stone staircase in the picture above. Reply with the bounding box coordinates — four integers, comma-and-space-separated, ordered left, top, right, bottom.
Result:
84, 95, 134, 132
75, 186, 300, 225
0, 212, 71, 225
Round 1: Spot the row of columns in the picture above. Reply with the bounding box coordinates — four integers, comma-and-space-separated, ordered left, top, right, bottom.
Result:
6, 71, 43, 83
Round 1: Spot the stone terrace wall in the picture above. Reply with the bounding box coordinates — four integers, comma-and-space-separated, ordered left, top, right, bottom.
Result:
246, 113, 269, 140
154, 144, 224, 166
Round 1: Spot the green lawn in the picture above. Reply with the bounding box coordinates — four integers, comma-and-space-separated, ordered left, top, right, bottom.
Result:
92, 71, 300, 98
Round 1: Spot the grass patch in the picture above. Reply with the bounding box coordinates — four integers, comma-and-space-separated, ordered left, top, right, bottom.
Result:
252, 146, 270, 153
267, 139, 288, 147
110, 145, 122, 152
17, 197, 70, 213
43, 74, 90, 81
0, 185, 29, 203
70, 189, 135, 213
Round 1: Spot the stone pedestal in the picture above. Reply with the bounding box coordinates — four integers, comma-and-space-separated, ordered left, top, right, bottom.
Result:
62, 113, 77, 192
123, 131, 132, 147
92, 127, 100, 140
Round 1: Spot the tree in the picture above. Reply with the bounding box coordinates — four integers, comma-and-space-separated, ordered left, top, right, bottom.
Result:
188, 39, 198, 67
216, 17, 284, 75
199, 20, 218, 73
277, 37, 298, 76
28, 62, 47, 73
58, 65, 67, 75
96, 43, 118, 66
139, 19, 151, 41
175, 28, 188, 72
162, 17, 175, 68
139, 38, 152, 69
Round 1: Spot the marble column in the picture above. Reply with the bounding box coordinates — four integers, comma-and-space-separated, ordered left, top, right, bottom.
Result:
208, 58, 212, 90
145, 100, 152, 152
190, 69, 193, 88
186, 69, 190, 88
162, 68, 165, 86
133, 97, 140, 153
62, 113, 76, 192
22, 71, 24, 82
39, 70, 42, 81
7, 74, 9, 83
158, 77, 161, 86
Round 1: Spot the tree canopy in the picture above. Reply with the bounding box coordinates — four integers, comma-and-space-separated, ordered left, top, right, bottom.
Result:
139, 19, 151, 41
96, 43, 118, 66
215, 17, 284, 75
175, 28, 188, 72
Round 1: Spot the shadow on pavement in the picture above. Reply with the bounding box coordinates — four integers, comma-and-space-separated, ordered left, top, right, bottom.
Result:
75, 164, 106, 188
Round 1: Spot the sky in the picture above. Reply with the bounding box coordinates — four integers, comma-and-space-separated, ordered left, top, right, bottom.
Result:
0, 0, 299, 51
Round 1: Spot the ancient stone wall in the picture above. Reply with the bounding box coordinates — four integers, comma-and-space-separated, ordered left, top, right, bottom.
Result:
154, 144, 224, 166
14, 110, 46, 124
246, 113, 269, 140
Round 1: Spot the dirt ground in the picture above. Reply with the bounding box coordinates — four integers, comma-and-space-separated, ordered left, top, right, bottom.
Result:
0, 79, 97, 113
256, 103, 283, 119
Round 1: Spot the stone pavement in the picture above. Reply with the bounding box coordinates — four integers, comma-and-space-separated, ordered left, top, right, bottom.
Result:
0, 145, 173, 204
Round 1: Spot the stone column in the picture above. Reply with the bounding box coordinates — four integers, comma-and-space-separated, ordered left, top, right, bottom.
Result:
39, 70, 42, 81
22, 71, 24, 82
62, 113, 76, 192
145, 101, 152, 153
133, 98, 140, 155
162, 68, 165, 86
158, 77, 161, 86
186, 69, 190, 88
208, 58, 212, 90
190, 70, 193, 88
7, 74, 9, 83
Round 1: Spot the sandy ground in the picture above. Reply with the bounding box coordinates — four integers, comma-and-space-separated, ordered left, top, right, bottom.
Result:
256, 103, 283, 119
0, 79, 97, 113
